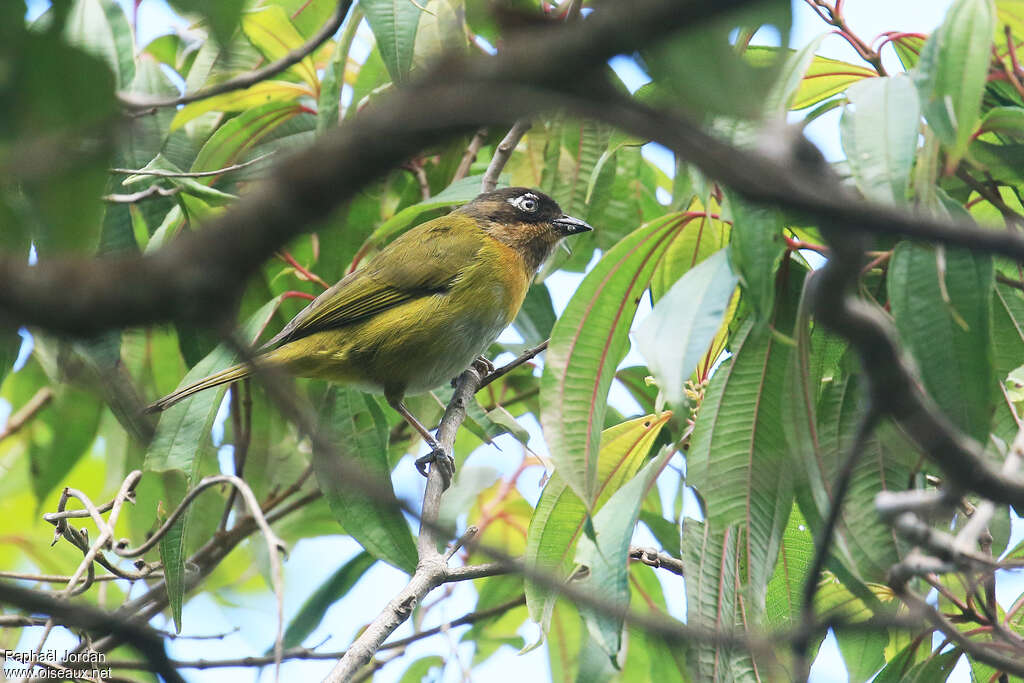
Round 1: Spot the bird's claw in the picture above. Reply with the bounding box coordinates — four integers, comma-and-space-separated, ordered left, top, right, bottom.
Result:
472, 356, 495, 377
415, 447, 455, 486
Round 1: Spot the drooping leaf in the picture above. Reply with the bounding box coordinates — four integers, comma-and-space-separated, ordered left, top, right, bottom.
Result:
367, 174, 500, 246
635, 248, 738, 408
190, 101, 308, 176
513, 283, 557, 347
840, 75, 921, 205
744, 44, 878, 111
314, 386, 418, 573
167, 0, 247, 48
914, 0, 996, 167
362, 0, 424, 84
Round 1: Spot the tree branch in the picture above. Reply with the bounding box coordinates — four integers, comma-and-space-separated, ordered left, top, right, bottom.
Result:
481, 120, 531, 192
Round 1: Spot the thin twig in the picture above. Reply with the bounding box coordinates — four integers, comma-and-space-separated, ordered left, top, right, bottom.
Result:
628, 546, 685, 577
477, 340, 548, 390
452, 128, 488, 181
110, 153, 275, 178
481, 120, 531, 193
102, 185, 181, 203
0, 387, 53, 442
117, 1, 352, 110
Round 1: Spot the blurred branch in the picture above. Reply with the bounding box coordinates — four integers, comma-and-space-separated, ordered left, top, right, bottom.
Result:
102, 186, 181, 203
117, 2, 353, 110
0, 581, 185, 683
452, 128, 488, 181
0, 387, 53, 443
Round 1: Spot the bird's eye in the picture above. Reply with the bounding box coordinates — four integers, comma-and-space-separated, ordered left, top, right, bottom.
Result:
519, 196, 538, 212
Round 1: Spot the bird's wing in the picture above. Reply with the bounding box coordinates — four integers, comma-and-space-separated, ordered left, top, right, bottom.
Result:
266, 217, 484, 347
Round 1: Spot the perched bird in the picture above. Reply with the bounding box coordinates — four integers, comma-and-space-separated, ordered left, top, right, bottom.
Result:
147, 187, 592, 479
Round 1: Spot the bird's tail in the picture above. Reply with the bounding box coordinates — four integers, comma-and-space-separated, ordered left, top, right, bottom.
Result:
145, 363, 252, 413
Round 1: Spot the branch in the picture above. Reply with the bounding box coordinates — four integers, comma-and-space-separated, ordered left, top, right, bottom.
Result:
628, 546, 685, 576
0, 387, 53, 442
117, 2, 352, 110
481, 120, 531, 192
102, 185, 181, 203
0, 581, 185, 683
452, 128, 488, 181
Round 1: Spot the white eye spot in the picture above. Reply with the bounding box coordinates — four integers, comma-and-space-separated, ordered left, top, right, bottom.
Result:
509, 193, 539, 213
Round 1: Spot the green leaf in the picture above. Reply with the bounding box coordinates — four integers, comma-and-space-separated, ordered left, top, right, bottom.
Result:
190, 101, 307, 175
64, 0, 135, 89
29, 385, 102, 504
541, 119, 613, 220
744, 45, 878, 111
170, 81, 311, 131
682, 519, 758, 682
760, 33, 828, 114
156, 501, 186, 632
687, 273, 802, 612
892, 33, 926, 70
362, 0, 424, 84
978, 105, 1024, 137
317, 34, 346, 136
727, 197, 787, 322
575, 448, 672, 657
241, 5, 320, 89
914, 0, 996, 167
398, 655, 444, 683
540, 215, 680, 505
368, 174, 498, 246
513, 284, 557, 347
314, 386, 418, 573
636, 248, 738, 407
144, 298, 281, 474
840, 75, 921, 204
278, 551, 376, 650
524, 414, 671, 622
168, 0, 246, 48
888, 242, 995, 442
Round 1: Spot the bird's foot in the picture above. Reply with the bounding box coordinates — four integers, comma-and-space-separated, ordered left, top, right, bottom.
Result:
472, 355, 495, 377
415, 447, 455, 486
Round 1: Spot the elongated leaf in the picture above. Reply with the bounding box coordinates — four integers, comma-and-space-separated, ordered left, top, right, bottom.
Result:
888, 242, 994, 442
914, 0, 996, 167
314, 386, 418, 573
525, 414, 671, 622
363, 0, 423, 84
278, 551, 376, 650
978, 105, 1024, 137
840, 75, 920, 205
541, 119, 613, 219
687, 273, 801, 611
682, 519, 759, 682
575, 449, 671, 656
190, 101, 306, 176
241, 5, 319, 89
156, 501, 186, 632
727, 196, 786, 323
760, 33, 828, 114
541, 215, 681, 505
636, 248, 738, 407
624, 564, 689, 682
170, 81, 311, 131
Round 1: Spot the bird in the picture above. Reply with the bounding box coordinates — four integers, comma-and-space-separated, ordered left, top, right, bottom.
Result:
146, 187, 592, 481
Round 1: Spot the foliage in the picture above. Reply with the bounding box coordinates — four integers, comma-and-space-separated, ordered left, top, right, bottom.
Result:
2, 0, 1024, 681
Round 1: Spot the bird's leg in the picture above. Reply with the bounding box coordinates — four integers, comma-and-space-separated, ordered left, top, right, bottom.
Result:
388, 398, 454, 484
472, 355, 495, 377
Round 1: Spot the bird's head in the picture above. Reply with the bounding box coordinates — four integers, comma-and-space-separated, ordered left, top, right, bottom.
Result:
456, 187, 593, 271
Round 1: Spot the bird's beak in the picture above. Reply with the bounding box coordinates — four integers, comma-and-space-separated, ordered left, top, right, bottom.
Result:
552, 214, 593, 236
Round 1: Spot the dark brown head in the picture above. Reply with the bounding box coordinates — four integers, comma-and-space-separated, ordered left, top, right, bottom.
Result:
455, 187, 593, 271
